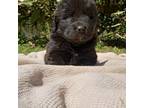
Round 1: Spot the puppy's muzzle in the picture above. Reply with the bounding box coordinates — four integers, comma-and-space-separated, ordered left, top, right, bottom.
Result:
76, 25, 88, 33
72, 22, 88, 33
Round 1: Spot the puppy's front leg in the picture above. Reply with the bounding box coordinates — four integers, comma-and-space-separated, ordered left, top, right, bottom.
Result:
72, 49, 97, 66
69, 53, 79, 65
44, 51, 65, 65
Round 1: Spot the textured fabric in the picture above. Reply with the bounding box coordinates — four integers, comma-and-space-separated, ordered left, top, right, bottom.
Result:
18, 51, 126, 108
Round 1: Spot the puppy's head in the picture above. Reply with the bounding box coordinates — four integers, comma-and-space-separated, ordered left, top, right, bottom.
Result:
54, 0, 98, 44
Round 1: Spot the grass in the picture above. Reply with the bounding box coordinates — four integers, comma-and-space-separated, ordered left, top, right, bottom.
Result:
96, 44, 126, 54
18, 43, 126, 54
18, 44, 45, 54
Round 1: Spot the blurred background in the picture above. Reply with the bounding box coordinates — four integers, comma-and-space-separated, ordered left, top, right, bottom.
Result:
18, 0, 126, 54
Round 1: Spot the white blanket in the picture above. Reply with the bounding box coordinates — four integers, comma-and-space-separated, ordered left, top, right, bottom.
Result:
18, 51, 126, 108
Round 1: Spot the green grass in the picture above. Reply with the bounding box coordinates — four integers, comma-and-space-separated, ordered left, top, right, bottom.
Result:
96, 44, 126, 54
18, 43, 126, 54
18, 44, 45, 54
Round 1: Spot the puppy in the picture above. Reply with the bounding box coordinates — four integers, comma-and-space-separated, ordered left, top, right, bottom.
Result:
44, 0, 98, 65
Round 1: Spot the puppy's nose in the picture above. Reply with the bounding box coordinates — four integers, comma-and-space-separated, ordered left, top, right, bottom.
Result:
77, 25, 87, 33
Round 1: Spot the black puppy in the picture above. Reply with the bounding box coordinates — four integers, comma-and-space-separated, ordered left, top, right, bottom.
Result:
44, 0, 98, 65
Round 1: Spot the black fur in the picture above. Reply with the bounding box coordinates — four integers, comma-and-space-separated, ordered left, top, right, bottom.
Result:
44, 0, 98, 65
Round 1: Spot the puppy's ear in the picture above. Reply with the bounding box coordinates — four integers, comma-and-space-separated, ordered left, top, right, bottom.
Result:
52, 1, 63, 33
52, 12, 59, 32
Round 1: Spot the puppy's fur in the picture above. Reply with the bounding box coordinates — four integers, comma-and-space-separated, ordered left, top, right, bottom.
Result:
44, 0, 98, 65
